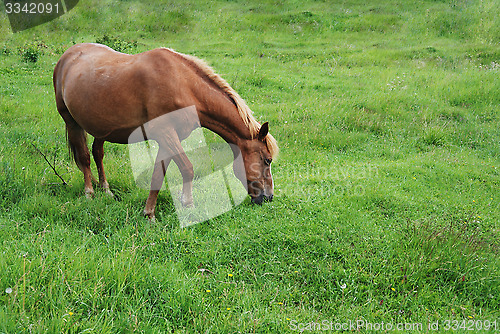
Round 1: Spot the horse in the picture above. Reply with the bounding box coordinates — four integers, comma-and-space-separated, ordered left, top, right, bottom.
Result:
53, 43, 278, 220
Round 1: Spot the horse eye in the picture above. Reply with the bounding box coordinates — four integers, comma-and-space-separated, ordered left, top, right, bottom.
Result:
264, 158, 272, 165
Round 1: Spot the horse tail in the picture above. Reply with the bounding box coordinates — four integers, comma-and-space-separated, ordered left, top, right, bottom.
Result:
65, 125, 84, 170
54, 55, 96, 182
64, 123, 97, 183
57, 99, 97, 182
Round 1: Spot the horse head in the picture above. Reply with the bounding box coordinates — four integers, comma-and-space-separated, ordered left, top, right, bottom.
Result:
233, 122, 276, 204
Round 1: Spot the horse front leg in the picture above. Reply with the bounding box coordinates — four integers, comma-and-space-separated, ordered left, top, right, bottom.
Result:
143, 151, 171, 221
157, 134, 195, 207
143, 134, 195, 220
172, 151, 194, 208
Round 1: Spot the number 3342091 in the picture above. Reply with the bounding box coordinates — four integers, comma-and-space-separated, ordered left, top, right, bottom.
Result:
5, 2, 60, 14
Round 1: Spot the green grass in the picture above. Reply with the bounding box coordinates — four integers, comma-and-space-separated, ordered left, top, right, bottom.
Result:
1, 0, 499, 332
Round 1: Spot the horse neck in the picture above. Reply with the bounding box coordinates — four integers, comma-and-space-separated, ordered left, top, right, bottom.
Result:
197, 92, 253, 149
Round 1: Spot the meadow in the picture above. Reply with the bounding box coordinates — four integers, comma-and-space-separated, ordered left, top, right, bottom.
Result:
0, 0, 499, 332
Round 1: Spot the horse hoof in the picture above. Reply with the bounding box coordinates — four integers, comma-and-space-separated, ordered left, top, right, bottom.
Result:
180, 194, 194, 208
143, 210, 156, 222
181, 198, 194, 208
105, 189, 114, 197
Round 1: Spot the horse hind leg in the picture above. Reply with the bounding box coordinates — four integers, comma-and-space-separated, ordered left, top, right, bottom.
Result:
92, 138, 113, 197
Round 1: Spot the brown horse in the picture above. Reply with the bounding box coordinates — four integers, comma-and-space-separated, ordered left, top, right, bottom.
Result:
53, 43, 278, 219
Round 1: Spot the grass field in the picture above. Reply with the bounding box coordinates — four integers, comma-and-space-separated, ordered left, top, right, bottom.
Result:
0, 0, 499, 332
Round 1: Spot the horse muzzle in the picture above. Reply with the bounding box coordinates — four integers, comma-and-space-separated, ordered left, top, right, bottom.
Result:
251, 193, 273, 205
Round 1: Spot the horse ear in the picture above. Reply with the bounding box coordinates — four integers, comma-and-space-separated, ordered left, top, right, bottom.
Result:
258, 122, 269, 141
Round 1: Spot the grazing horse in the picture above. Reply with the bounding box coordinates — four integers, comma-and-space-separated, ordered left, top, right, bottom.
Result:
53, 43, 278, 219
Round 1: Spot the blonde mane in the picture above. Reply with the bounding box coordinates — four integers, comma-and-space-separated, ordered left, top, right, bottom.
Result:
165, 48, 279, 159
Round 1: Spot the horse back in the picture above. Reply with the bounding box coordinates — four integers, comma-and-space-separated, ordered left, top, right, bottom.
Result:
54, 43, 200, 142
